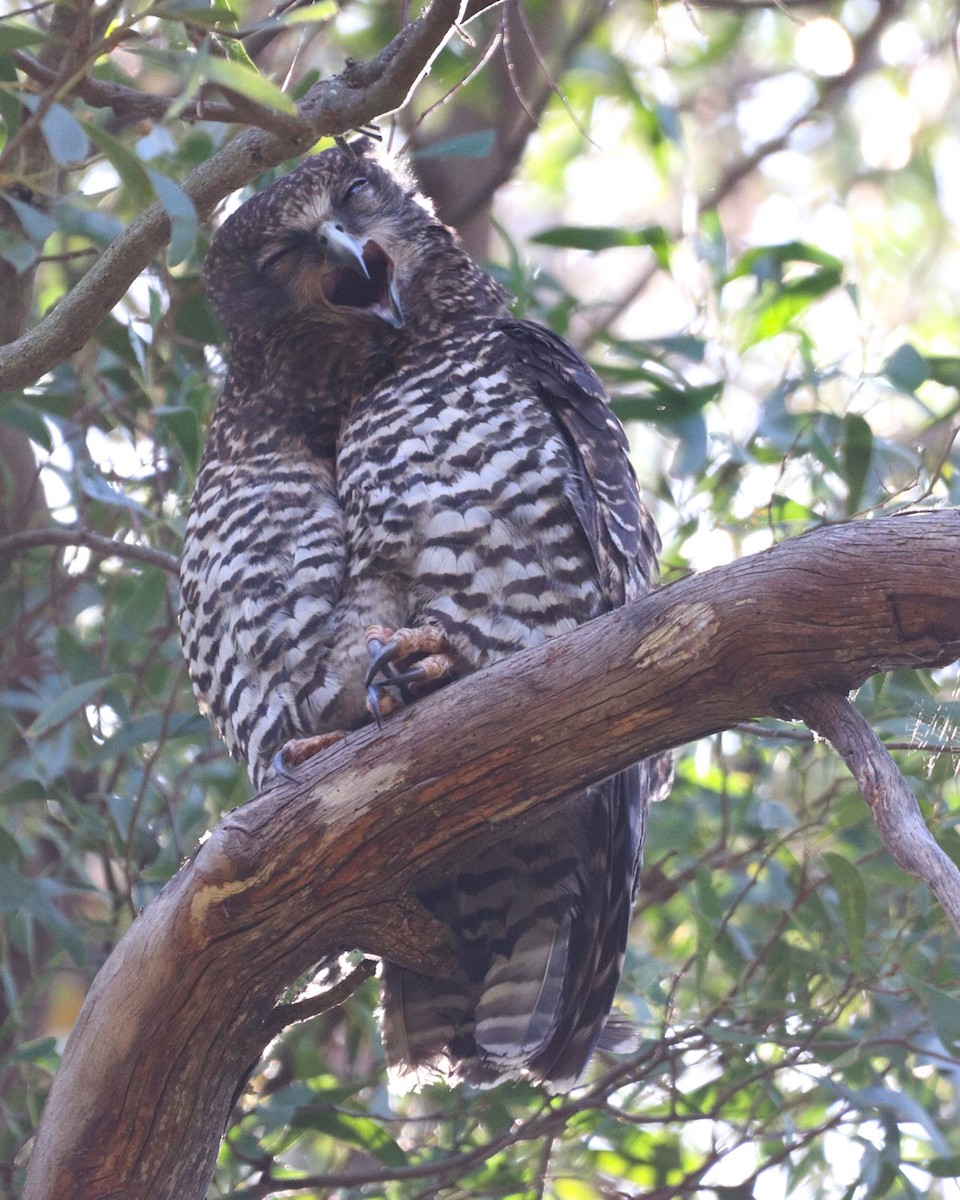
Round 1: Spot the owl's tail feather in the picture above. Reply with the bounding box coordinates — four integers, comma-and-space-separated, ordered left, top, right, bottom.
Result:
379, 766, 651, 1092
474, 919, 570, 1060
379, 966, 474, 1092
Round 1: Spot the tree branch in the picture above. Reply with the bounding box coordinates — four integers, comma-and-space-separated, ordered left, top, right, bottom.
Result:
11, 50, 242, 124
0, 0, 466, 394
23, 509, 960, 1200
786, 690, 960, 936
265, 957, 378, 1035
0, 526, 179, 574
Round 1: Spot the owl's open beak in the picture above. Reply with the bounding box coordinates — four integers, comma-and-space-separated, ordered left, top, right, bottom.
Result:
320, 223, 404, 329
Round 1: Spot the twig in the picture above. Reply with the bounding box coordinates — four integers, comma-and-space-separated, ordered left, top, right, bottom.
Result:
786, 690, 960, 937
12, 50, 241, 124
266, 958, 378, 1035
0, 526, 179, 574
734, 720, 960, 754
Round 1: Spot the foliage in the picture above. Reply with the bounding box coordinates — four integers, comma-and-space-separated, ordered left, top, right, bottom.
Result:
2, 0, 959, 1197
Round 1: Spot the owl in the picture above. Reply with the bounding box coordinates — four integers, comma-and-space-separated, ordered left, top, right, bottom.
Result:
180, 141, 669, 1090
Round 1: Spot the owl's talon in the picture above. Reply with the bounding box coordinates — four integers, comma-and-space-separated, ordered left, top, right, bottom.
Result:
364, 624, 454, 722
364, 625, 453, 689
367, 684, 385, 728
366, 642, 397, 688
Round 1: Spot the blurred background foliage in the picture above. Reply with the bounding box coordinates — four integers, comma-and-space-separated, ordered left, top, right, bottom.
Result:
2, 0, 960, 1196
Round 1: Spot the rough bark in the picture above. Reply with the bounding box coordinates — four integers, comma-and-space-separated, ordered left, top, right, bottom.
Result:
23, 509, 960, 1200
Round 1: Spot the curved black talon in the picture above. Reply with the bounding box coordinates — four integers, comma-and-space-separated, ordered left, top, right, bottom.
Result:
365, 639, 398, 688
367, 683, 386, 728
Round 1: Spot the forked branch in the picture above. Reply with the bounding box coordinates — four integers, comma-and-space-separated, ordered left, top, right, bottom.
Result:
23, 510, 960, 1200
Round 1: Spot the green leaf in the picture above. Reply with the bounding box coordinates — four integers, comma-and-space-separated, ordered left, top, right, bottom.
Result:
92, 712, 208, 762
277, 1, 338, 23
0, 21, 46, 51
842, 413, 873, 516
882, 343, 929, 393
915, 982, 960, 1055
55, 198, 124, 245
0, 868, 87, 963
727, 239, 843, 282
146, 168, 198, 266
0, 225, 36, 274
200, 55, 296, 114
744, 269, 842, 345
2, 192, 55, 244
156, 405, 201, 471
25, 677, 118, 739
415, 130, 497, 160
293, 1108, 407, 1166
80, 124, 197, 261
0, 779, 47, 807
823, 852, 866, 971
22, 97, 88, 165
923, 354, 960, 389
82, 121, 155, 206
2, 1036, 58, 1068
554, 1180, 598, 1200
77, 465, 152, 516
925, 1154, 960, 1178
156, 3, 242, 29
532, 224, 670, 265
756, 801, 797, 831
111, 570, 168, 644
0, 827, 23, 867
0, 400, 53, 449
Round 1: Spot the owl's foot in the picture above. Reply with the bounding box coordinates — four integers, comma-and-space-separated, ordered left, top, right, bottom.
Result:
273, 730, 347, 778
365, 624, 455, 725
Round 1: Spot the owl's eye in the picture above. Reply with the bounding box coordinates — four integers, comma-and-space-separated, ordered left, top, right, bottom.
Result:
259, 245, 292, 271
258, 231, 311, 272
343, 177, 369, 201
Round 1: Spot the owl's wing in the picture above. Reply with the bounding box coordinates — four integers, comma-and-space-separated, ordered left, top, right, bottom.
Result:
497, 318, 660, 607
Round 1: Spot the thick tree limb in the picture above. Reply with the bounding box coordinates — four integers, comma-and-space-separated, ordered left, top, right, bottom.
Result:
0, 0, 465, 394
23, 510, 960, 1200
787, 690, 960, 936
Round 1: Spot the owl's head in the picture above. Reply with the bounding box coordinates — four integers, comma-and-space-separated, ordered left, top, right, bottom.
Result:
203, 141, 439, 338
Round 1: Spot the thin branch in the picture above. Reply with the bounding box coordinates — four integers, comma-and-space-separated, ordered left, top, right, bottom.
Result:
0, 0, 467, 395
239, 0, 335, 63
266, 958, 378, 1035
735, 720, 960, 755
0, 526, 179, 574
11, 50, 241, 124
429, 0, 610, 232
786, 690, 960, 937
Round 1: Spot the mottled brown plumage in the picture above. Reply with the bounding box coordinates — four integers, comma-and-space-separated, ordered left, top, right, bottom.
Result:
180, 142, 669, 1090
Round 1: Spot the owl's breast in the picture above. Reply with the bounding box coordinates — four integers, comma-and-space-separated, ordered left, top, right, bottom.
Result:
336, 344, 605, 663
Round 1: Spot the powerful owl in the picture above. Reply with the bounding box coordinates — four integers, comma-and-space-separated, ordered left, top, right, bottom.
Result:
180, 142, 669, 1090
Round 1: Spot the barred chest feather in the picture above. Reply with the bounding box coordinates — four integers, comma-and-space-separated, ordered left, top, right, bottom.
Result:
179, 443, 346, 776
337, 326, 605, 670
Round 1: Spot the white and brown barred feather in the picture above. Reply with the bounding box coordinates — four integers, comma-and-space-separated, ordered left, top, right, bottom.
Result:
179, 142, 670, 1091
